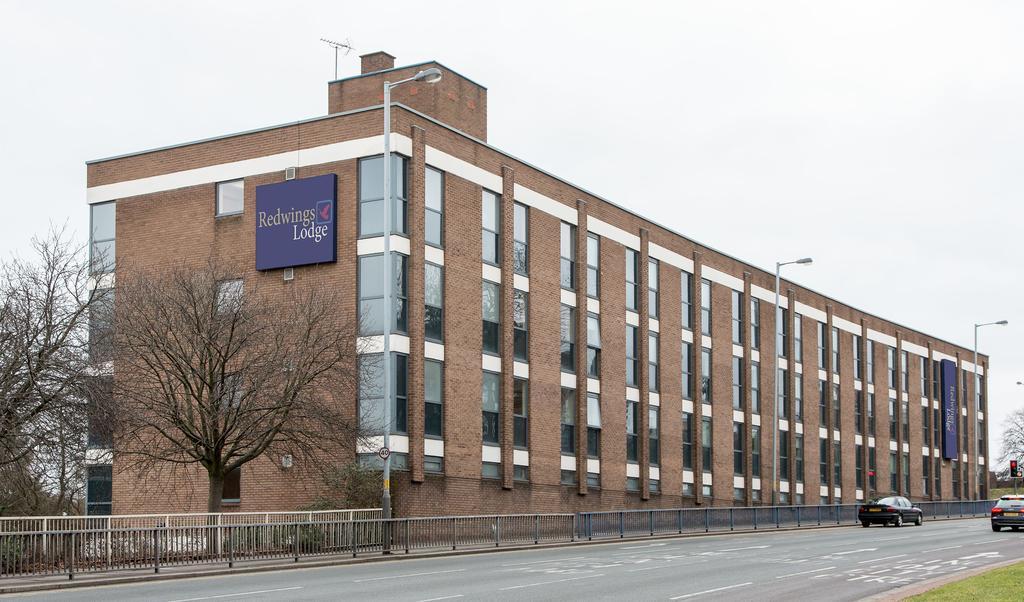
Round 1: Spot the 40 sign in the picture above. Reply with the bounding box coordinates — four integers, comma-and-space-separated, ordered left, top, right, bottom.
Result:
255, 174, 337, 271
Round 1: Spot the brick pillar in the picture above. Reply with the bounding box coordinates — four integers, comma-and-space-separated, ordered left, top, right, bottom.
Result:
575, 201, 589, 495
692, 252, 705, 505
407, 125, 427, 484
825, 305, 835, 503
500, 165, 516, 490
638, 229, 650, 501
895, 332, 904, 497
742, 273, 753, 504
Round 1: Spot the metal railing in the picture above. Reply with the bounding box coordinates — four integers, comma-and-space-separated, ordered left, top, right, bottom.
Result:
0, 509, 382, 533
0, 501, 994, 580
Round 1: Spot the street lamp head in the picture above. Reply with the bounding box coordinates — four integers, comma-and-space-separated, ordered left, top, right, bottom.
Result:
413, 67, 443, 84
996, 320, 1009, 326
796, 257, 813, 265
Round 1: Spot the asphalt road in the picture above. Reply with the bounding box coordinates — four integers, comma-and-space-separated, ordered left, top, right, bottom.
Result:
5, 518, 1022, 601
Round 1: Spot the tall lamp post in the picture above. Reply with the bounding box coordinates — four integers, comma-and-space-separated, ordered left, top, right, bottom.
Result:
381, 67, 443, 524
771, 257, 813, 506
973, 319, 1007, 499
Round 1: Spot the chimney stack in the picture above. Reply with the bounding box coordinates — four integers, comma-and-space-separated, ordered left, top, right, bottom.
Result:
360, 51, 396, 74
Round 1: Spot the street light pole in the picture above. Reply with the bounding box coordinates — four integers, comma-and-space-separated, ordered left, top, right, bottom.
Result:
973, 319, 1007, 500
380, 68, 443, 525
771, 257, 812, 506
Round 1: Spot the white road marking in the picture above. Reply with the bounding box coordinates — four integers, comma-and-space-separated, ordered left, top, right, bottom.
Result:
501, 556, 587, 566
858, 554, 906, 564
921, 545, 963, 553
670, 582, 753, 599
629, 564, 677, 572
970, 539, 1004, 545
167, 587, 302, 602
499, 573, 604, 590
960, 552, 1001, 560
416, 596, 464, 602
776, 566, 836, 579
718, 545, 770, 552
621, 543, 667, 549
354, 569, 467, 582
876, 536, 911, 541
832, 548, 877, 555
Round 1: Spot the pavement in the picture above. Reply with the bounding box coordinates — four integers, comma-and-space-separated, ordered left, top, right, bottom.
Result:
3, 518, 1021, 601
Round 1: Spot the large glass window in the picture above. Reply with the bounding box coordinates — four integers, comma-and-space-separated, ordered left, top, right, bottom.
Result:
586, 234, 600, 298
701, 416, 713, 470
832, 383, 841, 429
777, 308, 788, 358
425, 166, 444, 247
513, 290, 528, 361
561, 388, 576, 454
358, 352, 408, 434
648, 259, 659, 318
424, 360, 443, 437
649, 407, 660, 466
867, 340, 875, 384
86, 465, 113, 515
424, 263, 443, 342
901, 350, 909, 391
795, 433, 804, 482
587, 394, 601, 457
920, 357, 928, 398
359, 155, 407, 236
831, 327, 840, 374
648, 333, 659, 392
482, 371, 500, 444
901, 399, 909, 440
777, 368, 788, 419
682, 413, 694, 469
793, 314, 803, 363
561, 305, 576, 372
700, 279, 712, 336
89, 288, 115, 362
819, 380, 828, 424
820, 438, 829, 485
482, 281, 500, 354
358, 254, 406, 335
681, 272, 693, 330
794, 373, 803, 421
681, 341, 694, 400
887, 347, 897, 389
700, 347, 712, 403
889, 397, 897, 438
751, 362, 761, 414
780, 430, 790, 480
854, 335, 863, 381
626, 399, 640, 462
751, 425, 761, 478
733, 422, 745, 475
513, 378, 528, 448
626, 325, 639, 387
587, 313, 601, 378
868, 392, 876, 435
869, 447, 878, 490
750, 298, 761, 350
513, 202, 528, 275
90, 201, 116, 274
625, 249, 639, 311
732, 356, 744, 411
817, 322, 827, 369
833, 441, 842, 484
560, 222, 576, 290
731, 291, 744, 345
482, 189, 501, 264
854, 390, 863, 434
216, 179, 244, 217
856, 444, 864, 488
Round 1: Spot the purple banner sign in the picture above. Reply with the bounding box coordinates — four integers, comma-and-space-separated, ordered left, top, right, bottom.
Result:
255, 174, 337, 271
940, 359, 958, 460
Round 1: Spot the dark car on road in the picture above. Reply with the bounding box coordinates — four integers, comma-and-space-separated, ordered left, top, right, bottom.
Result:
990, 495, 1024, 531
858, 496, 923, 527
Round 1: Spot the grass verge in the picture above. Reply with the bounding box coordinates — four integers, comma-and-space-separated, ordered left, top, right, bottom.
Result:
906, 561, 1024, 601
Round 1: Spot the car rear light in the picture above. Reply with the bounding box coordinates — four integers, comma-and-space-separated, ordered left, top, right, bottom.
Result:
886, 506, 896, 512
992, 508, 1003, 514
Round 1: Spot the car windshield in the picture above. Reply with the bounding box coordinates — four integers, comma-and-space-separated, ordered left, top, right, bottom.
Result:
869, 497, 897, 505
996, 499, 1024, 509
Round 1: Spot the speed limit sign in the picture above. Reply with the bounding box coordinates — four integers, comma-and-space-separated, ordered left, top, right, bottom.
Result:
378, 447, 391, 460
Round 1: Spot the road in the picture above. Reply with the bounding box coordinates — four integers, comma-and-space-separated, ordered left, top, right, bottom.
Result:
5, 518, 1021, 601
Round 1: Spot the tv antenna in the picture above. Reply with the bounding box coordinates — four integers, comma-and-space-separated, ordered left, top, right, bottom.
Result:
321, 38, 354, 80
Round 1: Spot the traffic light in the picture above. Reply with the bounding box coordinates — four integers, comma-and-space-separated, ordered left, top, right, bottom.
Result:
1012, 460, 1021, 478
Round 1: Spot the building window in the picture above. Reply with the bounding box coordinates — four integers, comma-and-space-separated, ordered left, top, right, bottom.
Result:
867, 340, 875, 384
561, 388, 576, 454
425, 263, 444, 342
216, 179, 244, 217
901, 399, 909, 440
89, 201, 116, 273
682, 272, 693, 330
482, 371, 500, 444
625, 249, 639, 311
701, 416, 713, 469
649, 407, 660, 466
561, 470, 577, 485
587, 313, 601, 378
85, 465, 112, 515
561, 304, 576, 372
901, 350, 909, 392
820, 438, 828, 485
818, 380, 828, 424
831, 327, 840, 374
869, 446, 877, 491
751, 361, 761, 414
359, 155, 406, 236
888, 396, 897, 438
358, 353, 407, 434
216, 278, 243, 313
482, 281, 500, 354
587, 472, 601, 489
780, 430, 790, 480
88, 288, 115, 362
481, 189, 501, 264
934, 457, 941, 496
817, 322, 827, 370
514, 465, 529, 482
920, 357, 928, 398
513, 202, 528, 275
890, 452, 898, 492
358, 254, 406, 335
856, 444, 864, 488
626, 477, 640, 492
868, 392, 876, 436
832, 383, 841, 429
222, 467, 241, 504
560, 222, 576, 290
648, 259, 659, 318
513, 378, 528, 448
794, 373, 803, 421
700, 279, 712, 336
777, 368, 788, 419
424, 360, 443, 437
626, 399, 639, 462
795, 434, 804, 482
793, 314, 803, 363
887, 347, 897, 389
933, 406, 941, 451
513, 290, 528, 361
648, 333, 659, 392
922, 454, 930, 495
587, 393, 601, 457
854, 390, 863, 434
854, 335, 863, 381
750, 298, 761, 350
751, 425, 761, 478
732, 356, 744, 411
482, 462, 501, 480
425, 166, 444, 247
922, 405, 930, 444
833, 441, 842, 484
777, 307, 788, 358
626, 325, 639, 387
731, 291, 744, 345
903, 452, 910, 494
733, 422, 745, 475
681, 341, 694, 400
700, 347, 712, 403
682, 413, 694, 469
586, 234, 600, 298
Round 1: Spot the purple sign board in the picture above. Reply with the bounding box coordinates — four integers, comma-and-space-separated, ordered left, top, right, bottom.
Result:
255, 174, 337, 271
940, 359, 958, 460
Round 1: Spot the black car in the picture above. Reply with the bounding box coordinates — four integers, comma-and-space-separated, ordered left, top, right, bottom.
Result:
990, 495, 1024, 531
858, 496, 923, 527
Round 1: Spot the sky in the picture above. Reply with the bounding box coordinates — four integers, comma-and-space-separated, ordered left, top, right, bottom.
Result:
1, 1, 1021, 462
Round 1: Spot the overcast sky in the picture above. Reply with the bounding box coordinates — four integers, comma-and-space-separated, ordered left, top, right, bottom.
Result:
2, 1, 1021, 463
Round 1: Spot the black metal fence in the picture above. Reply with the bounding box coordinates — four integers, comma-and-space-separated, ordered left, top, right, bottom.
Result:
0, 500, 996, 580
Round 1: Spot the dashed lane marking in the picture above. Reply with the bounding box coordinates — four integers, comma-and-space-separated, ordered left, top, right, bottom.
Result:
858, 554, 906, 564
776, 566, 836, 579
921, 545, 963, 554
167, 587, 303, 602
353, 569, 467, 582
669, 582, 753, 600
499, 573, 604, 590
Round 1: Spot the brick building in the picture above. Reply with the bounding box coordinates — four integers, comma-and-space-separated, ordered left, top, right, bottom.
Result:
85, 52, 992, 516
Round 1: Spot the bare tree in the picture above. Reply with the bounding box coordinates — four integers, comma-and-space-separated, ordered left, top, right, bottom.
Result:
110, 262, 365, 512
0, 228, 96, 515
998, 407, 1024, 479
